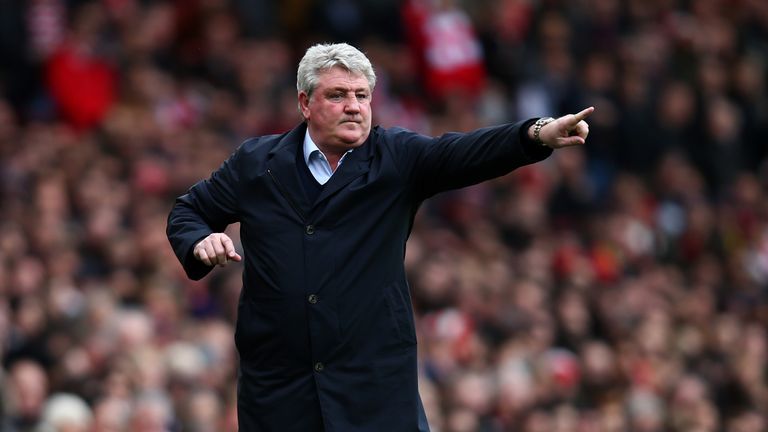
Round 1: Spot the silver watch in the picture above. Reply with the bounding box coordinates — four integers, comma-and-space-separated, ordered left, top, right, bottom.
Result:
532, 117, 555, 146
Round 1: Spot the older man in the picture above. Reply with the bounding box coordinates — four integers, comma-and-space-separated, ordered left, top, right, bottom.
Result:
167, 42, 592, 431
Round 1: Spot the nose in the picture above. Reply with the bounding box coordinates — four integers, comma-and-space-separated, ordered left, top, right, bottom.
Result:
344, 95, 360, 113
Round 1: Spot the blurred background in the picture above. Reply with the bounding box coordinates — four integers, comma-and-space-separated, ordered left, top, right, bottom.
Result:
0, 0, 767, 431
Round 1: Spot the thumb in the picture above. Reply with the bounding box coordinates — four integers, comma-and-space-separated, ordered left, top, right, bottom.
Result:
229, 251, 243, 262
557, 135, 586, 147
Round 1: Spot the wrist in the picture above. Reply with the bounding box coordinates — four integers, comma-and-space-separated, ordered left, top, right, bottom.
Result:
530, 117, 555, 146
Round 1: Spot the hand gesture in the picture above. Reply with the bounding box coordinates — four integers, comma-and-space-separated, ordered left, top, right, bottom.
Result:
194, 233, 242, 267
536, 107, 594, 149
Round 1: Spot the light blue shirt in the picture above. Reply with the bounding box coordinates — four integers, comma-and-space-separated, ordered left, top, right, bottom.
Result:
303, 130, 353, 185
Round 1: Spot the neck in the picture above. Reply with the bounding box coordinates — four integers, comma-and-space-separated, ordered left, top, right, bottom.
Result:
324, 153, 343, 172
313, 141, 345, 172
306, 129, 348, 172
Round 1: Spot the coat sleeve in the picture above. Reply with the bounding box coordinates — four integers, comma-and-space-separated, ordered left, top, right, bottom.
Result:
385, 119, 552, 200
166, 146, 242, 280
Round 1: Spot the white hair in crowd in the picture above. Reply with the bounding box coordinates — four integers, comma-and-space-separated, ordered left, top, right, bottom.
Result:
37, 393, 93, 432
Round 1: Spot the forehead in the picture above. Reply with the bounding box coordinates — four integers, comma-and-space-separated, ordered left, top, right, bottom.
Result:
315, 66, 370, 90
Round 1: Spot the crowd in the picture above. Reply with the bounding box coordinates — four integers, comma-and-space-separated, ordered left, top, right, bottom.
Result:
0, 0, 767, 431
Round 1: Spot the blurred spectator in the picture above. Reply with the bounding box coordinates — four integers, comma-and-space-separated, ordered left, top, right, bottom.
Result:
3, 360, 48, 431
37, 393, 93, 432
45, 2, 117, 131
403, 0, 487, 103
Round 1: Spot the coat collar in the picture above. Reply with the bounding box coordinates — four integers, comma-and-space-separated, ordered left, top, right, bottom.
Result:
267, 123, 373, 216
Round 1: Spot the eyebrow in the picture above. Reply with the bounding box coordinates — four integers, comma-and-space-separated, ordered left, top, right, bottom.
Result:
325, 86, 370, 93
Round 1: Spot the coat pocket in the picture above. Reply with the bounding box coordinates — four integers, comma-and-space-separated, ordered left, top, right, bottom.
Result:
383, 281, 417, 346
234, 297, 286, 363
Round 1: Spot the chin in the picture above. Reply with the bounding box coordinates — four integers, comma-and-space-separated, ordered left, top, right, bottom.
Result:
337, 131, 368, 146
338, 137, 365, 147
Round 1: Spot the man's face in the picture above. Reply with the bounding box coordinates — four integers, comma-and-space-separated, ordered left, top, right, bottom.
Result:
299, 66, 372, 155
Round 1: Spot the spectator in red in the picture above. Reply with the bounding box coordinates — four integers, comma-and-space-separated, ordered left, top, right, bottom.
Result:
402, 0, 487, 103
46, 2, 116, 131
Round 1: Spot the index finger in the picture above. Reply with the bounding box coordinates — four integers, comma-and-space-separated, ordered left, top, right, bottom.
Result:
221, 236, 242, 262
573, 106, 594, 122
222, 236, 238, 257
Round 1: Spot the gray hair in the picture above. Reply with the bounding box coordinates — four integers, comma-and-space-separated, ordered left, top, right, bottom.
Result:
297, 43, 376, 98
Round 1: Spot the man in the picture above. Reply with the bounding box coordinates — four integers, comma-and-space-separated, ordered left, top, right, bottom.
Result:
167, 42, 592, 431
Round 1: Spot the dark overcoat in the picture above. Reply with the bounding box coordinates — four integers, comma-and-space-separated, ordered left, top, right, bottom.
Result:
166, 121, 551, 431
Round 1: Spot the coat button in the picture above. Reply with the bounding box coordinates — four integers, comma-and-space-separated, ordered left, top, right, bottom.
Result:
308, 294, 318, 304
314, 362, 324, 372
305, 225, 315, 235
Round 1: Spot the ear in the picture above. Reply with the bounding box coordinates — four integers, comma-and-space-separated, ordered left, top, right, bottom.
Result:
299, 92, 311, 120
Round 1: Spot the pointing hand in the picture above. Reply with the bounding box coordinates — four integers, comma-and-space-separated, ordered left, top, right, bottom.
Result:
534, 106, 594, 149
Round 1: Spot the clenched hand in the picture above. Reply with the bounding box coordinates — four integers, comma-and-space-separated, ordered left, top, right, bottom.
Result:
194, 233, 242, 267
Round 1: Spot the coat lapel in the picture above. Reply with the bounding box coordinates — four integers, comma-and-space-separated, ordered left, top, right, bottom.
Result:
313, 136, 373, 208
267, 123, 375, 215
266, 123, 313, 219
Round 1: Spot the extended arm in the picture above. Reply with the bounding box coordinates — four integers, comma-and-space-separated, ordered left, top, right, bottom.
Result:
389, 107, 594, 200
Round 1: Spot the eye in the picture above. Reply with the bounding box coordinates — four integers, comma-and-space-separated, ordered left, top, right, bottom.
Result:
328, 92, 344, 102
356, 93, 369, 101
